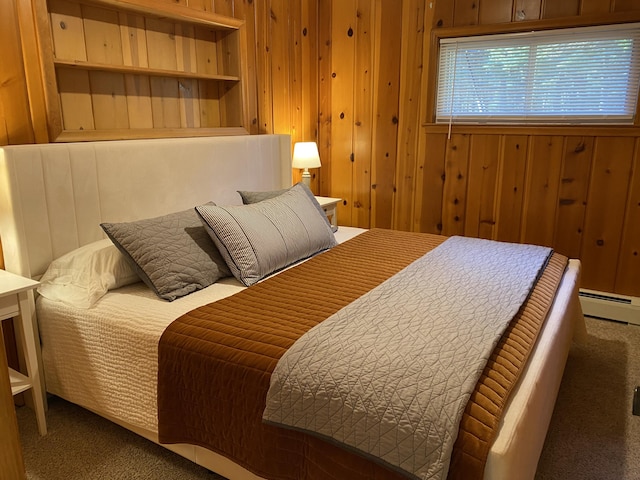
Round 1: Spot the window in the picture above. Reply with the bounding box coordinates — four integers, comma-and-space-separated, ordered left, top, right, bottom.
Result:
436, 24, 640, 125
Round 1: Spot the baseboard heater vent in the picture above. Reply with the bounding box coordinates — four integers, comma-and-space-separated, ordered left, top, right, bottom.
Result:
579, 289, 640, 326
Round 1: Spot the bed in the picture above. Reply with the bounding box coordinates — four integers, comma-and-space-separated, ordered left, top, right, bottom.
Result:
0, 134, 586, 480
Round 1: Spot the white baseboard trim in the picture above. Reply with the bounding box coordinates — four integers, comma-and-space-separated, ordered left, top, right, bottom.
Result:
579, 289, 640, 326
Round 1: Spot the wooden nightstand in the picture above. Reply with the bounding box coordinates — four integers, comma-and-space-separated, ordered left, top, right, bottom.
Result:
315, 196, 341, 229
0, 270, 46, 435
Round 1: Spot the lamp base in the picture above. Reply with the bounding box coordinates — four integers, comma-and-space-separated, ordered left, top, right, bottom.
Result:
301, 169, 312, 188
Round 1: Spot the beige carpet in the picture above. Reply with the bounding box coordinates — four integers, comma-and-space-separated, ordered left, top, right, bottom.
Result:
17, 398, 220, 480
16, 317, 640, 479
535, 317, 640, 480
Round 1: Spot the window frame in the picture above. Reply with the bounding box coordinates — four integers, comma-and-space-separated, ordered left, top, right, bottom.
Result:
426, 16, 640, 130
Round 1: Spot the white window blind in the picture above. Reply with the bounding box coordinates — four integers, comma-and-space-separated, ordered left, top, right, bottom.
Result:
436, 24, 640, 125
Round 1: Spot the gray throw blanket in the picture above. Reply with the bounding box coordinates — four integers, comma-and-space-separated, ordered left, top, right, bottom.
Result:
263, 236, 552, 480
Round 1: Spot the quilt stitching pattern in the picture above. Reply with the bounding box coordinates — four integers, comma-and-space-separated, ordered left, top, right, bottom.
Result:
263, 236, 552, 480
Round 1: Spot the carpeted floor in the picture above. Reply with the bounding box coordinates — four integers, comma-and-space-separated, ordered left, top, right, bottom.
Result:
16, 398, 220, 480
16, 317, 640, 480
535, 317, 640, 480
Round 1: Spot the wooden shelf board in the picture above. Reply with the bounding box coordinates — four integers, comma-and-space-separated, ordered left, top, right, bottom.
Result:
55, 127, 249, 142
9, 368, 31, 396
75, 0, 243, 30
54, 59, 240, 82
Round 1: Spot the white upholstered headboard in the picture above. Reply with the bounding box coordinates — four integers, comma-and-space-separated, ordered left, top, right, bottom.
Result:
0, 135, 292, 279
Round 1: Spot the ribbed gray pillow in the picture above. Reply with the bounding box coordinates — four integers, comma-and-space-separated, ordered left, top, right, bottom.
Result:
196, 183, 337, 286
238, 183, 338, 232
101, 206, 231, 301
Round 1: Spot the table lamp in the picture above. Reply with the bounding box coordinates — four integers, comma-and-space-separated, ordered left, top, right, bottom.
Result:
292, 142, 321, 188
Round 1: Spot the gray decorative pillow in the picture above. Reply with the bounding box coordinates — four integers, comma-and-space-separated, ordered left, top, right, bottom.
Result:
196, 183, 338, 286
238, 183, 338, 232
237, 187, 290, 204
101, 206, 231, 301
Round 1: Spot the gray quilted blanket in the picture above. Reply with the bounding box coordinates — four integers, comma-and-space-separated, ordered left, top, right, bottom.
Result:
262, 236, 552, 480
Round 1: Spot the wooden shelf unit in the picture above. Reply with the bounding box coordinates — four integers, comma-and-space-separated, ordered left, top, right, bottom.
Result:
39, 0, 249, 141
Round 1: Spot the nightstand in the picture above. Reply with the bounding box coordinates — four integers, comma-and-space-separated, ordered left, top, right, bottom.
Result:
315, 196, 341, 229
0, 270, 46, 435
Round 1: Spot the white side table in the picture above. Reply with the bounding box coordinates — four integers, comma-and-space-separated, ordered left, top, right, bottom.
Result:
315, 196, 341, 229
0, 270, 46, 435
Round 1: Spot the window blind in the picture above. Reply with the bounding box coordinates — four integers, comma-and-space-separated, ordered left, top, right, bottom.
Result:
436, 23, 640, 125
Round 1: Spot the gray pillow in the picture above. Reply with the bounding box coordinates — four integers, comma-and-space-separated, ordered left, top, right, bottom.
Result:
196, 183, 338, 286
238, 183, 338, 232
101, 206, 231, 301
237, 187, 290, 204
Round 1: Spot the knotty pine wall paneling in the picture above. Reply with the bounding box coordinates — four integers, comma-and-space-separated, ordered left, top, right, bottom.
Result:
301, 0, 320, 143
415, 132, 446, 234
614, 0, 640, 13
464, 134, 500, 240
580, 137, 635, 293
370, 0, 403, 230
318, 0, 333, 195
453, 0, 479, 26
411, 1, 440, 234
513, 0, 541, 21
616, 147, 640, 295
541, 0, 580, 19
520, 136, 564, 248
478, 0, 512, 24
552, 136, 594, 260
441, 133, 470, 237
494, 135, 529, 244
393, 0, 427, 232
231, 0, 259, 134
254, 0, 274, 135
352, 0, 374, 229
270, 0, 295, 138
319, 1, 421, 229
580, 0, 612, 15
329, 0, 357, 225
247, 0, 320, 188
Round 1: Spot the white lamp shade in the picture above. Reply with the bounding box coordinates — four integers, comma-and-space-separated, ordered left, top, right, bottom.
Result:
292, 142, 321, 169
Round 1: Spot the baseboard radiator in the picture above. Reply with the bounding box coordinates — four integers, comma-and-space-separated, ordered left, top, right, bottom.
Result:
579, 289, 640, 326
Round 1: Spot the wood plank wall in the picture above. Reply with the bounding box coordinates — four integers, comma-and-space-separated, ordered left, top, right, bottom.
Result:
2, 0, 640, 297
409, 0, 640, 298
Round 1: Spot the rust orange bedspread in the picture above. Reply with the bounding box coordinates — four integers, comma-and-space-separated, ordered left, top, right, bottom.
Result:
157, 229, 567, 479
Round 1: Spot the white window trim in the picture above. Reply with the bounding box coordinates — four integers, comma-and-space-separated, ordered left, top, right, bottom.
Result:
436, 23, 640, 126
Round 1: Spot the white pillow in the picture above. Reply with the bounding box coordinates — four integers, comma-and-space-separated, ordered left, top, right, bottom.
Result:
37, 239, 140, 309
